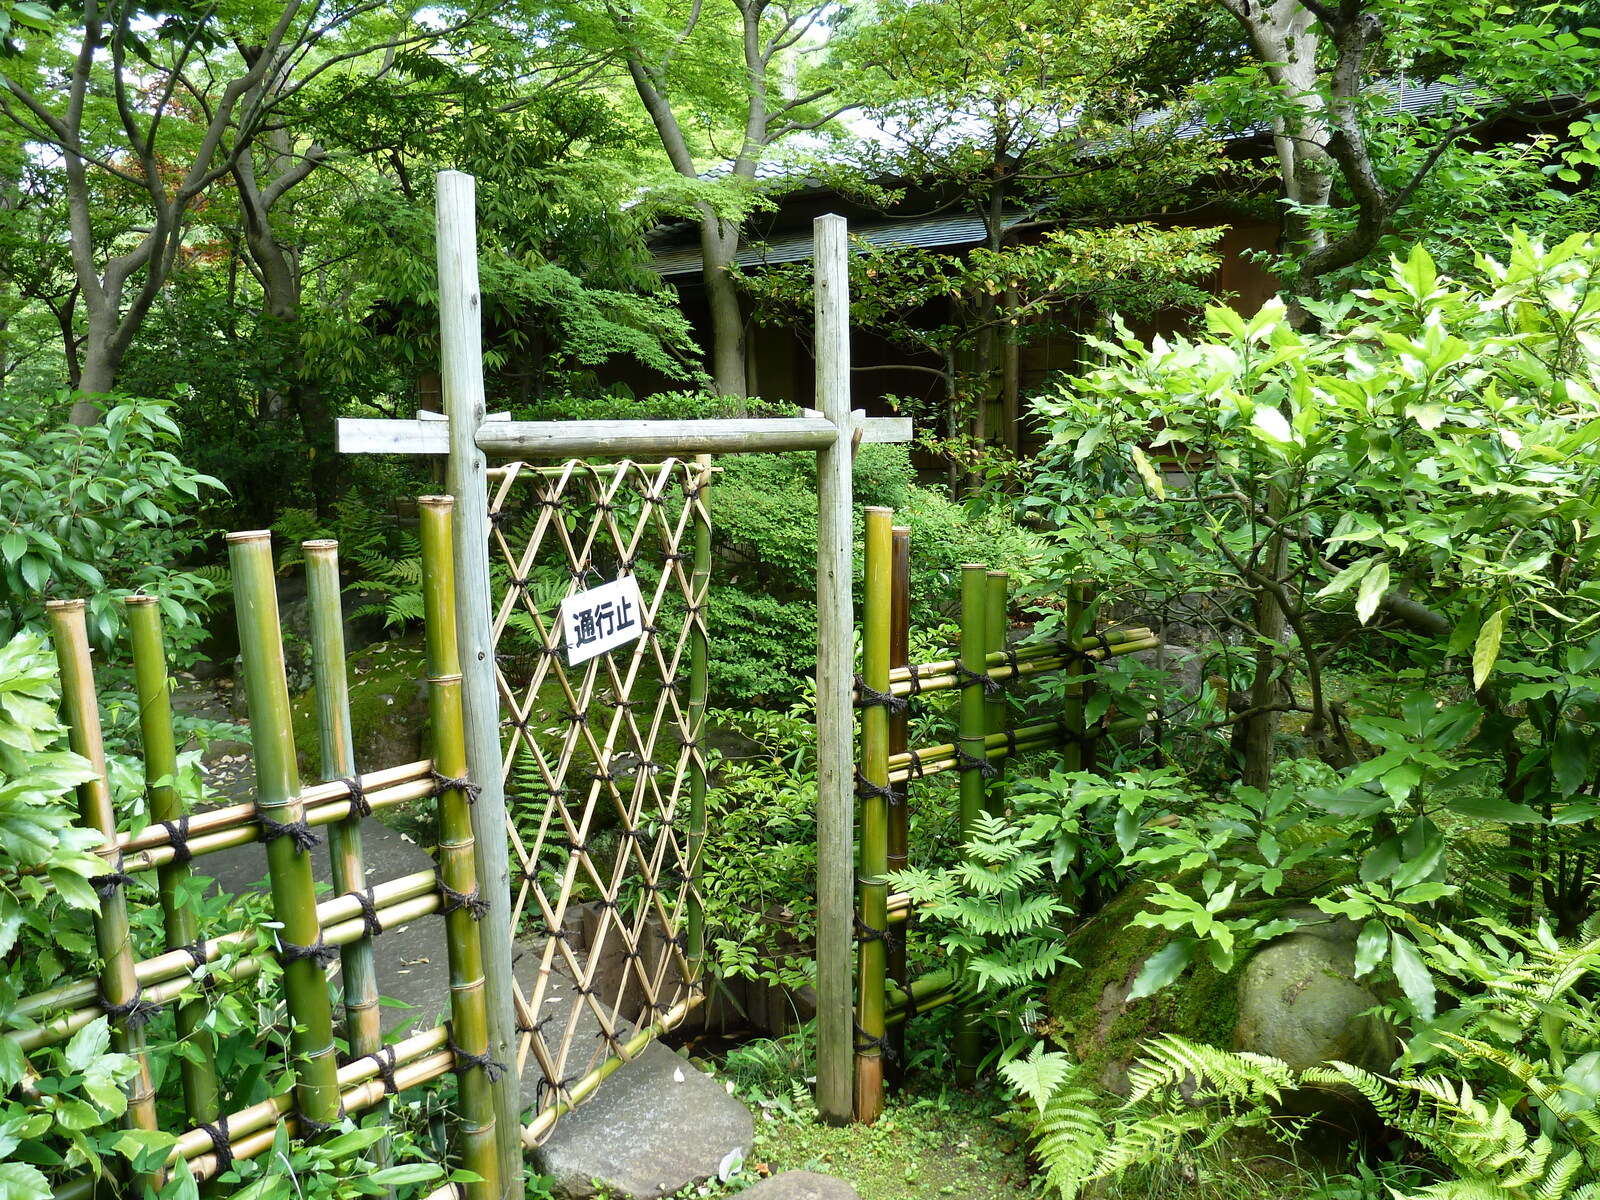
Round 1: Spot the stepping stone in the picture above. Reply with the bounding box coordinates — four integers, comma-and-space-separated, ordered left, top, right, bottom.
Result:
740, 1172, 860, 1200
530, 1041, 754, 1200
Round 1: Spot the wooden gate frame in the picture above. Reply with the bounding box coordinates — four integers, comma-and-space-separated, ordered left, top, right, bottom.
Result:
339, 170, 910, 1193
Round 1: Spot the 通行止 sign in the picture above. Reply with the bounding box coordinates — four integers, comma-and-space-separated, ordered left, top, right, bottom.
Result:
560, 576, 646, 665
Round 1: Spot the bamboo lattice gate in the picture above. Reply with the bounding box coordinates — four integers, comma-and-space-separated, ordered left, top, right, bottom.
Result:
482, 460, 713, 1141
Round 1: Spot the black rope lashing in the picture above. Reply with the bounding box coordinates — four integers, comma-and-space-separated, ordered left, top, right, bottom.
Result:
854, 1023, 898, 1062
99, 982, 158, 1030
488, 508, 513, 528
298, 1112, 340, 1140
279, 936, 339, 970
1001, 730, 1020, 758
342, 776, 372, 818
366, 1045, 400, 1095
348, 887, 384, 938
202, 1115, 234, 1175
904, 749, 925, 780
1002, 646, 1022, 676
854, 768, 896, 802
430, 769, 482, 804
853, 675, 909, 715
953, 663, 1001, 696
90, 869, 136, 899
261, 815, 321, 853
185, 937, 209, 970
956, 748, 1000, 778
161, 816, 193, 866
854, 914, 902, 954
439, 877, 489, 921
904, 662, 926, 696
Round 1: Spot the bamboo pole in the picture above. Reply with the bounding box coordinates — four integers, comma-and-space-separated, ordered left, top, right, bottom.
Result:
437, 170, 522, 1195
45, 601, 162, 1158
303, 539, 389, 1173
887, 627, 1151, 682
687, 455, 711, 971
125, 597, 221, 1132
878, 628, 1154, 697
813, 212, 855, 1125
887, 716, 1146, 785
955, 565, 989, 1085
885, 525, 910, 1082
418, 496, 502, 1200
984, 571, 1008, 819
854, 507, 893, 1122
226, 531, 343, 1132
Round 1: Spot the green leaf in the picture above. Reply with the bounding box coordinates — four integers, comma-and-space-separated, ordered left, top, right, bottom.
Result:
65, 1017, 110, 1073
1474, 607, 1508, 690
368, 1165, 446, 1186
1355, 561, 1390, 626
1129, 446, 1165, 500
0, 1162, 50, 1200
1127, 938, 1196, 1001
1354, 920, 1387, 977
1552, 721, 1592, 796
1390, 931, 1436, 1021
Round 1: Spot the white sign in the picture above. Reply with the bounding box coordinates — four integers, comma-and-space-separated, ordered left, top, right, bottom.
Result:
560, 576, 646, 666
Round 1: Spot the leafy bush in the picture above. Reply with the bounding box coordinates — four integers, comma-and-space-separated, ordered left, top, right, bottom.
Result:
0, 395, 225, 665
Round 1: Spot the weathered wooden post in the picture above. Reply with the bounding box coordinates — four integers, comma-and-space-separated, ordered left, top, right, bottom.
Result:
814, 212, 855, 1124
436, 168, 523, 1191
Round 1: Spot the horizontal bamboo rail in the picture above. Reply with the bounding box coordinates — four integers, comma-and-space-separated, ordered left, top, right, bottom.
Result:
886, 715, 1147, 785
880, 633, 1158, 699
13, 876, 441, 1051
888, 627, 1153, 685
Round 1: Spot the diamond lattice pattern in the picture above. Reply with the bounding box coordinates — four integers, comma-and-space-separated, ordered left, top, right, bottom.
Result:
486, 459, 710, 1129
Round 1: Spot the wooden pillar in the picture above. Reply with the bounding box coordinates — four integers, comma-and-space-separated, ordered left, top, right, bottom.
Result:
814, 212, 855, 1125
435, 169, 523, 1194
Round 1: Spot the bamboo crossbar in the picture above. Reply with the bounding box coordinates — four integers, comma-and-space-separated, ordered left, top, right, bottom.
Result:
887, 627, 1153, 685
12, 889, 444, 1056
886, 715, 1147, 784
878, 632, 1158, 699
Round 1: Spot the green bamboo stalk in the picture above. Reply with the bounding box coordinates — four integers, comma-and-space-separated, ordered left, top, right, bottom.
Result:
687, 458, 712, 971
45, 601, 163, 1170
417, 496, 501, 1200
885, 524, 910, 1083
226, 531, 343, 1132
984, 571, 1008, 818
887, 626, 1153, 685
1064, 583, 1097, 777
125, 597, 220, 1131
303, 539, 389, 1174
854, 507, 893, 1122
955, 564, 989, 1086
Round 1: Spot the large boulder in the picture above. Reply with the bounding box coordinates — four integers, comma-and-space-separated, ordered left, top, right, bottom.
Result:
289, 639, 431, 778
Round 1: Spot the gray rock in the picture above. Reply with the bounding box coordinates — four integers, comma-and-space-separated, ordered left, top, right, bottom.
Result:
530, 1041, 754, 1200
740, 1172, 858, 1200
1234, 928, 1397, 1130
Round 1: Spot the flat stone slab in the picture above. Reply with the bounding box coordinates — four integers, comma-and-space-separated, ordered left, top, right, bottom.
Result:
740, 1172, 859, 1200
530, 1041, 754, 1200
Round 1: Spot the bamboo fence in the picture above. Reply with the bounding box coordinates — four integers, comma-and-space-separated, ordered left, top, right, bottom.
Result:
24, 528, 501, 1196
849, 517, 1153, 1121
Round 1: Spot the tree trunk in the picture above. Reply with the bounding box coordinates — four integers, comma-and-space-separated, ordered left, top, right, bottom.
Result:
1235, 486, 1292, 789
700, 212, 748, 399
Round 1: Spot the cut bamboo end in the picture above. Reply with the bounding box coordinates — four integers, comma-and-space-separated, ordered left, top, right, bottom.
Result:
223, 530, 271, 543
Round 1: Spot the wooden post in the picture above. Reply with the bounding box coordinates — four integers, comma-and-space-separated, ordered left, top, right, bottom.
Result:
46, 602, 163, 1164
436, 168, 522, 1192
418, 497, 502, 1200
303, 541, 388, 1173
955, 564, 989, 1085
125, 598, 220, 1131
985, 571, 1009, 817
814, 212, 855, 1125
885, 525, 910, 1081
227, 532, 343, 1131
854, 507, 893, 1122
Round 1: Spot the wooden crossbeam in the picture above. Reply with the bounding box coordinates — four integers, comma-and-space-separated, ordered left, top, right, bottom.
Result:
337, 411, 912, 457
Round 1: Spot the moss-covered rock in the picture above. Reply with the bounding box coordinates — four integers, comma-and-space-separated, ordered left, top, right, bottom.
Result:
290, 638, 430, 778
1044, 866, 1352, 1095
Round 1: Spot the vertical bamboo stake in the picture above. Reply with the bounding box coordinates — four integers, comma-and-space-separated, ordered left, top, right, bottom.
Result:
227, 531, 343, 1131
303, 542, 387, 1155
984, 571, 1009, 818
125, 597, 220, 1129
955, 564, 989, 1085
437, 172, 523, 1194
855, 507, 893, 1122
418, 497, 502, 1200
46, 602, 161, 1151
885, 525, 911, 1081
1063, 583, 1094, 776
687, 457, 712, 972
814, 212, 855, 1125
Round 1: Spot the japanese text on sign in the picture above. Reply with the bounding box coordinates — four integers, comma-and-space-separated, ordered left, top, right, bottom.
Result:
560, 576, 646, 666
